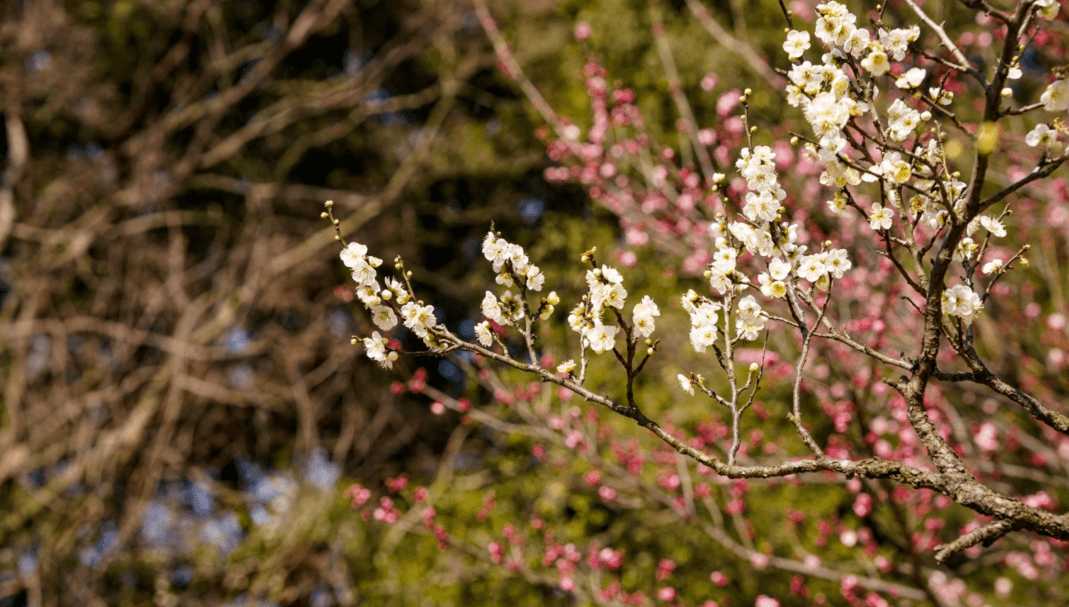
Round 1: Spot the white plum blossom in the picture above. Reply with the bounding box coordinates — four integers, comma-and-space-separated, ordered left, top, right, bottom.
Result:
586, 266, 627, 309
363, 332, 394, 369
567, 303, 589, 334
498, 291, 524, 322
683, 293, 720, 353
557, 359, 576, 375
586, 322, 618, 354
930, 87, 953, 105
384, 277, 407, 300
842, 27, 870, 58
979, 215, 1007, 238
736, 296, 762, 323
954, 237, 978, 261
600, 265, 624, 284
1040, 79, 1069, 112
736, 319, 765, 341
363, 331, 387, 359
878, 151, 912, 184
797, 254, 827, 283
943, 284, 983, 324
768, 258, 791, 281
401, 302, 437, 337
814, 1, 857, 47
805, 92, 852, 140
869, 203, 895, 231
824, 249, 853, 279
783, 30, 811, 60
728, 221, 753, 244
340, 240, 384, 288
605, 283, 627, 309
482, 291, 507, 325
758, 273, 788, 299
482, 233, 510, 269
860, 49, 891, 77
982, 259, 1004, 275
507, 243, 529, 273
1025, 123, 1062, 155
340, 242, 368, 268
348, 255, 380, 288
827, 192, 849, 216
371, 305, 398, 331
886, 99, 921, 141
712, 247, 737, 272
525, 265, 545, 291
820, 158, 862, 189
632, 295, 660, 338
879, 26, 919, 60
677, 374, 695, 396
356, 283, 382, 307
895, 68, 927, 89
708, 267, 732, 295
735, 296, 766, 341
787, 61, 822, 96
1035, 0, 1060, 19
737, 146, 789, 226
689, 324, 718, 353
742, 228, 775, 257
743, 191, 784, 222
474, 320, 494, 347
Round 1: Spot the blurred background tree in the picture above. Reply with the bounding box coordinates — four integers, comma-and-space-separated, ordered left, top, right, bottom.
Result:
0, 0, 585, 603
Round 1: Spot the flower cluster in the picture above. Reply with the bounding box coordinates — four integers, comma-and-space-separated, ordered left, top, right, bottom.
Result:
567, 262, 629, 354
942, 285, 983, 325
335, 3, 1069, 600
331, 200, 455, 366
1042, 79, 1069, 112
476, 232, 558, 347
1026, 123, 1064, 156
682, 290, 721, 353
735, 295, 766, 341
334, 1, 1069, 381
737, 145, 785, 224
482, 232, 546, 291
632, 295, 660, 338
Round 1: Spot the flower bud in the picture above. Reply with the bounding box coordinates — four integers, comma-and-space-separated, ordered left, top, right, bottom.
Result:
749, 362, 759, 373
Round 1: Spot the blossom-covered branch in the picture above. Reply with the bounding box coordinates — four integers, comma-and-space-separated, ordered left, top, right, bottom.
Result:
331, 0, 1069, 575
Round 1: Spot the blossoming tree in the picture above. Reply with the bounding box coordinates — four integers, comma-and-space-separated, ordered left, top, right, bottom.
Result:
330, 1, 1069, 604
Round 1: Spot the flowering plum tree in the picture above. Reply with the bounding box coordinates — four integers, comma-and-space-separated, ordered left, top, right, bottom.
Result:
330, 1, 1069, 604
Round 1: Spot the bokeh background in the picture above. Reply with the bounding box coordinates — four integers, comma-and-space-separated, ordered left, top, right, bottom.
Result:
3, 1, 1069, 606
